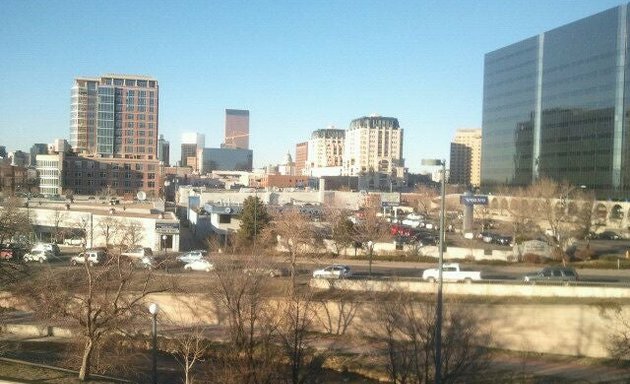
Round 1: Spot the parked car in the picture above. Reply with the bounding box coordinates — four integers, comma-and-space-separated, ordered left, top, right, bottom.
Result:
592, 231, 622, 240
422, 263, 482, 283
523, 266, 578, 284
312, 265, 351, 279
121, 247, 153, 259
132, 256, 156, 270
70, 250, 105, 266
32, 242, 60, 256
183, 259, 214, 272
495, 235, 513, 246
176, 250, 206, 264
481, 232, 498, 244
23, 249, 53, 263
0, 244, 15, 260
243, 266, 287, 277
63, 237, 84, 246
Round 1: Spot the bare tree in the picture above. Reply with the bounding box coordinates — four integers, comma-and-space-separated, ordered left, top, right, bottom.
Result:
326, 208, 355, 257
208, 264, 281, 384
314, 290, 361, 336
411, 185, 438, 218
96, 216, 124, 248
352, 197, 389, 276
169, 324, 209, 384
272, 207, 316, 288
277, 290, 326, 384
21, 250, 170, 381
526, 179, 595, 261
368, 292, 489, 384
49, 207, 68, 243
0, 197, 32, 246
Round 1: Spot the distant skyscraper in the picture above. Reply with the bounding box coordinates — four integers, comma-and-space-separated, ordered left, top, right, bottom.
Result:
449, 129, 482, 187
295, 142, 308, 176
343, 115, 404, 176
30, 143, 48, 167
157, 135, 170, 165
181, 133, 205, 169
70, 74, 159, 158
224, 109, 249, 149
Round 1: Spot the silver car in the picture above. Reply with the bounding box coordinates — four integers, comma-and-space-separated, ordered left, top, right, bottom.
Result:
312, 265, 351, 279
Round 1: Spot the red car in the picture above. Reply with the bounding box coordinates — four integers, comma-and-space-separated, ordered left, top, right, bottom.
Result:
0, 246, 14, 260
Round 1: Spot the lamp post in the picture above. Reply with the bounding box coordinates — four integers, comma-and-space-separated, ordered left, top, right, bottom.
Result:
149, 303, 159, 384
421, 158, 446, 384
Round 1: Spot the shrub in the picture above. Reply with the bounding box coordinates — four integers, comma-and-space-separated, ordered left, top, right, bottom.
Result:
522, 253, 542, 264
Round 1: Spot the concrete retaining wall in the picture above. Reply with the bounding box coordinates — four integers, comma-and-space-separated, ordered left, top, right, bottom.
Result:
309, 279, 630, 298
3, 288, 629, 359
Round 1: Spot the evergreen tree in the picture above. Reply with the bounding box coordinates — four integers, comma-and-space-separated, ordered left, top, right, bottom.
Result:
237, 196, 271, 247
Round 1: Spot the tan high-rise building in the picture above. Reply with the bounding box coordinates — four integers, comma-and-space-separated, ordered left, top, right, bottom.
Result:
449, 128, 482, 187
223, 109, 249, 149
306, 128, 345, 169
70, 74, 159, 159
64, 74, 162, 197
342, 115, 404, 176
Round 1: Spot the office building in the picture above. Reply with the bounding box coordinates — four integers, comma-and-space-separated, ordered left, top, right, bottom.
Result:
70, 74, 159, 159
449, 129, 482, 187
30, 143, 48, 167
157, 134, 170, 165
295, 142, 308, 176
482, 5, 630, 196
223, 109, 249, 149
343, 115, 404, 176
198, 148, 253, 174
181, 133, 205, 169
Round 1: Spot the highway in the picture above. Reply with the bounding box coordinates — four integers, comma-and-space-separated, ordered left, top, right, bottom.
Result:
18, 240, 630, 287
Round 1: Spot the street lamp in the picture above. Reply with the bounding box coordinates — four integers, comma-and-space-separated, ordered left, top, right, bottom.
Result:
148, 303, 159, 384
421, 158, 446, 384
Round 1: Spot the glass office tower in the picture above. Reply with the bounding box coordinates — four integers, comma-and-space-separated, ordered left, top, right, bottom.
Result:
482, 5, 630, 197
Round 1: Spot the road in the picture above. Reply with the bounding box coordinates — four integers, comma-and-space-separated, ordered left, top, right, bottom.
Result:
19, 240, 630, 286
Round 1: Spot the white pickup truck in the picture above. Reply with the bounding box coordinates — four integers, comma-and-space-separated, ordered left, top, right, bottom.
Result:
422, 263, 482, 283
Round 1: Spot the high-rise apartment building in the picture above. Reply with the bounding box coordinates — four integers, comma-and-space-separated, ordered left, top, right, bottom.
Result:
64, 75, 162, 197
70, 74, 159, 159
449, 129, 482, 187
157, 134, 170, 165
343, 115, 404, 176
295, 142, 308, 176
223, 109, 249, 149
482, 5, 630, 196
307, 128, 345, 169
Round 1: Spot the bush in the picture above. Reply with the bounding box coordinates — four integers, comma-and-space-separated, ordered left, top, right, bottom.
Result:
574, 248, 597, 261
522, 253, 542, 264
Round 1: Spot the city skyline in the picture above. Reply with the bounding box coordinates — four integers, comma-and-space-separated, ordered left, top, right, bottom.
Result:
0, 0, 623, 172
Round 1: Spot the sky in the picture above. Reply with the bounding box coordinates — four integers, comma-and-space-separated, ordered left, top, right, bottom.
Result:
0, 0, 624, 172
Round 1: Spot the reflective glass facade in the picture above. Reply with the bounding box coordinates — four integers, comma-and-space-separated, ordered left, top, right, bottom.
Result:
482, 5, 630, 196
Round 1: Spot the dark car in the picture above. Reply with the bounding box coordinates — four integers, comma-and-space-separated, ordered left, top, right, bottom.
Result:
592, 231, 622, 240
523, 266, 578, 284
495, 235, 513, 246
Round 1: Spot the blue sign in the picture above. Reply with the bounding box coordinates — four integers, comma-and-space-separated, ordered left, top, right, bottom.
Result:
460, 195, 489, 205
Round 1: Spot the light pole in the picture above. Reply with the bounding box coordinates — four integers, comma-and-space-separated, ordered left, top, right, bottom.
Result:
149, 303, 159, 384
422, 158, 446, 384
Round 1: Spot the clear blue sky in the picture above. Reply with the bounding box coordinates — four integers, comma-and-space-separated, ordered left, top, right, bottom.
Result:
0, 0, 623, 172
